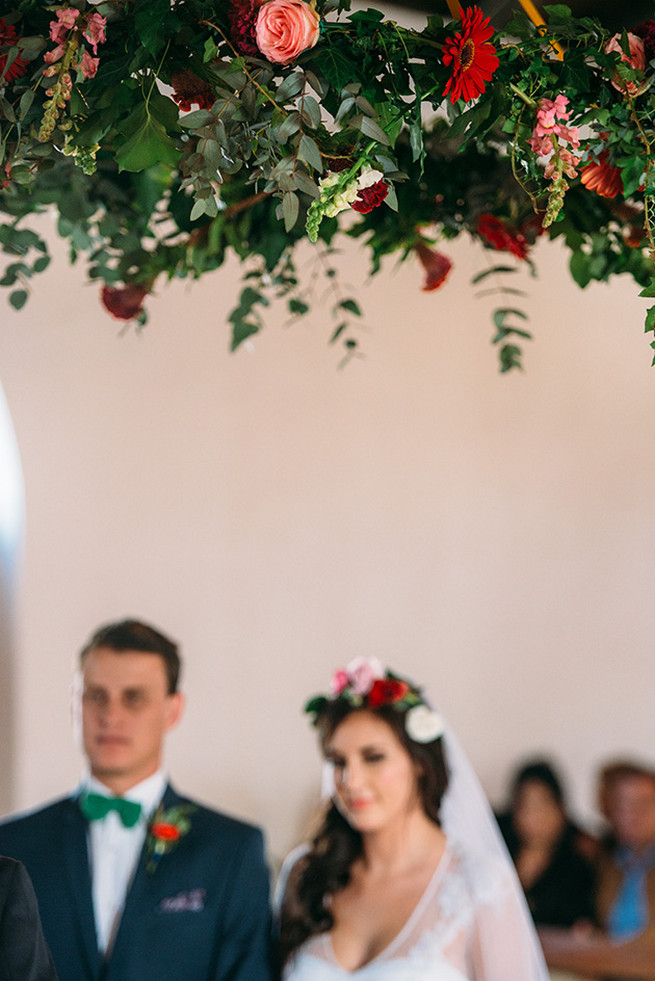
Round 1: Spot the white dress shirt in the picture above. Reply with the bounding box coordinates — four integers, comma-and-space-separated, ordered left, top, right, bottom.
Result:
82, 770, 167, 955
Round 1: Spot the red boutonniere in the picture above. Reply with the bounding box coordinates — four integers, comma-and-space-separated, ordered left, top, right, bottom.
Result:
145, 804, 195, 873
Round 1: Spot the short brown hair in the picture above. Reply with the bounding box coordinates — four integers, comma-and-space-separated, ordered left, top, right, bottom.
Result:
80, 619, 181, 694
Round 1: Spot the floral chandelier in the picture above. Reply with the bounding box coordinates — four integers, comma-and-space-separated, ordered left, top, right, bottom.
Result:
1, 0, 654, 369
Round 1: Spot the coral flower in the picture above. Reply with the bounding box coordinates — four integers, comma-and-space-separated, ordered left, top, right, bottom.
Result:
442, 6, 499, 104
101, 284, 148, 320
171, 70, 215, 111
580, 152, 623, 199
0, 19, 29, 83
476, 214, 528, 259
414, 243, 453, 291
255, 0, 320, 66
151, 823, 181, 841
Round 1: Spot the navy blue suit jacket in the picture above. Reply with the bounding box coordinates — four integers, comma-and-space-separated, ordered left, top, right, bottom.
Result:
0, 786, 273, 981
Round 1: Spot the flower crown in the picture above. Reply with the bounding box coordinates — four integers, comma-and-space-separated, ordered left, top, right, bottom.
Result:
304, 657, 444, 744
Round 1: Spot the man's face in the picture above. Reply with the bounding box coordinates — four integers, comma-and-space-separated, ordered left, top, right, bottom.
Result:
79, 646, 183, 795
609, 775, 655, 853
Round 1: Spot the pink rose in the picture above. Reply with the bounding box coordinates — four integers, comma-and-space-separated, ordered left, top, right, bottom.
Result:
605, 32, 646, 95
346, 657, 384, 696
330, 669, 349, 695
255, 0, 320, 65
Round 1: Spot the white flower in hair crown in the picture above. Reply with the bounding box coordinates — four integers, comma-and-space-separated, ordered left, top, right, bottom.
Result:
304, 657, 444, 745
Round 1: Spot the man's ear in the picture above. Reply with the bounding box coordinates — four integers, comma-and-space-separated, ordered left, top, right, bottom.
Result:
165, 691, 185, 731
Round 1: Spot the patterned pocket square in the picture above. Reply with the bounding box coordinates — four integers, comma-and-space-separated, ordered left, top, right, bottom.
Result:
158, 888, 206, 913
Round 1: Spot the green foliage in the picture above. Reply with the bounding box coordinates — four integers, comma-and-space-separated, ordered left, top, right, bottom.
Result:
0, 0, 654, 369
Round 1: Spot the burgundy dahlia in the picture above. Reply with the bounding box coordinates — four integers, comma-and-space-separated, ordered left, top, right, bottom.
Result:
228, 0, 261, 57
171, 70, 215, 112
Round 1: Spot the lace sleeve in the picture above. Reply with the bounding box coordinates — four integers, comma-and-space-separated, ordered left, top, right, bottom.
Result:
466, 859, 549, 981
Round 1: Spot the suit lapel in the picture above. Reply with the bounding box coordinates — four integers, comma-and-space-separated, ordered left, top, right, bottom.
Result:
61, 797, 102, 978
107, 784, 184, 970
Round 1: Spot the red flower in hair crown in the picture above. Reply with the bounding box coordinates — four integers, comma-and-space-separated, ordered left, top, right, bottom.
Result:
304, 658, 445, 744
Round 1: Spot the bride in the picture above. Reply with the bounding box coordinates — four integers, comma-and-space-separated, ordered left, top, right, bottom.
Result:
278, 658, 550, 980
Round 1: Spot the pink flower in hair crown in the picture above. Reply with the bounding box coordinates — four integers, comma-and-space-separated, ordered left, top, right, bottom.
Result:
345, 657, 384, 695
255, 0, 320, 66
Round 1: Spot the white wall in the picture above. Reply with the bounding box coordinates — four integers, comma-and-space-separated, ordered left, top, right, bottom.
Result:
1, 217, 654, 864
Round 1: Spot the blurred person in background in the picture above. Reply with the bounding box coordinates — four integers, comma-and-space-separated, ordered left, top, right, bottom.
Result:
497, 759, 596, 930
540, 759, 655, 980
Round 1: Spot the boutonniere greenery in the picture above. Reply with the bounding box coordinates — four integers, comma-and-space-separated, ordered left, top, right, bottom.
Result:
145, 803, 195, 874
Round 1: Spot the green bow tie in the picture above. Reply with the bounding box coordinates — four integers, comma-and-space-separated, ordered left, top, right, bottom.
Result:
80, 791, 142, 829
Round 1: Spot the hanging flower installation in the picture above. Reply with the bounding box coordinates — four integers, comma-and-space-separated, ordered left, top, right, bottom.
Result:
0, 0, 654, 371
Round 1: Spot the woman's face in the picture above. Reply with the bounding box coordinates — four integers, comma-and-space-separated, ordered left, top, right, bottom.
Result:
324, 710, 422, 833
513, 780, 565, 847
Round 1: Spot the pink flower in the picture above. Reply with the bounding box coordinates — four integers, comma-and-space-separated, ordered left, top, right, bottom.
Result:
83, 12, 106, 54
605, 32, 646, 95
329, 669, 349, 696
255, 0, 320, 65
414, 243, 452, 291
43, 45, 65, 65
346, 657, 384, 696
530, 95, 579, 148
50, 7, 79, 44
80, 49, 99, 79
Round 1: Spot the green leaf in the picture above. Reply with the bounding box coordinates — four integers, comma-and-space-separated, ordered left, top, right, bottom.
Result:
9, 289, 28, 310
339, 298, 361, 316
471, 266, 517, 284
297, 135, 323, 173
644, 305, 655, 333
133, 0, 180, 56
358, 116, 390, 147
319, 42, 357, 90
116, 106, 180, 172
639, 280, 655, 299
282, 191, 299, 231
231, 320, 260, 351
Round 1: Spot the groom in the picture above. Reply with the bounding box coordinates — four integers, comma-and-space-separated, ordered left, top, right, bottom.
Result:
0, 619, 273, 981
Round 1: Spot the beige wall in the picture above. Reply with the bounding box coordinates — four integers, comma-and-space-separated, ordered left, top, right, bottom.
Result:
1, 218, 654, 863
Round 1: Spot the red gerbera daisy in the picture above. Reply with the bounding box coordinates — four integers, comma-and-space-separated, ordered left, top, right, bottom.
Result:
580, 151, 623, 199
101, 284, 148, 320
351, 180, 388, 214
476, 214, 529, 259
171, 70, 215, 112
414, 243, 453, 291
442, 6, 499, 104
0, 19, 29, 84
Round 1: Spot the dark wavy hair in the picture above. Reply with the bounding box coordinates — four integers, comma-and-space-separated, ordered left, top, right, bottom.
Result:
279, 699, 449, 967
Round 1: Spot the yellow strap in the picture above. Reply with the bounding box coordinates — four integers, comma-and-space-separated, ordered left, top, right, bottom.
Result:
445, 0, 463, 18
517, 0, 565, 60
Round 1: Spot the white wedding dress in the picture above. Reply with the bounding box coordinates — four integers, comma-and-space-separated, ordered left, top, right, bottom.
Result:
282, 843, 546, 981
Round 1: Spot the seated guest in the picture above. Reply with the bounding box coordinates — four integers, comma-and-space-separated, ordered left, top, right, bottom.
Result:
497, 759, 596, 928
540, 759, 655, 979
0, 855, 57, 981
